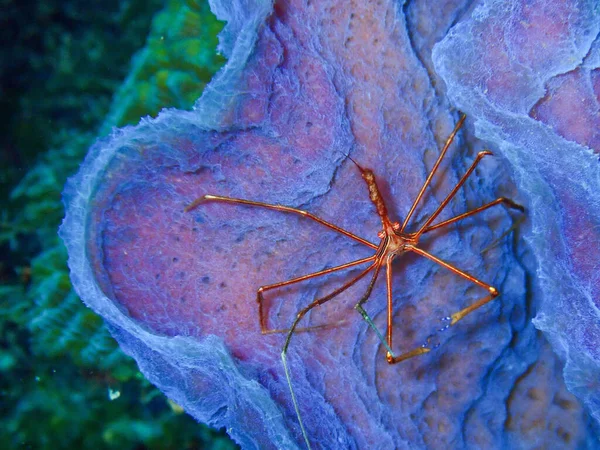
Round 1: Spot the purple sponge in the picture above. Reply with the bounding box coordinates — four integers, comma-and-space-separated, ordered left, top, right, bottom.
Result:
61, 0, 597, 448
433, 0, 600, 427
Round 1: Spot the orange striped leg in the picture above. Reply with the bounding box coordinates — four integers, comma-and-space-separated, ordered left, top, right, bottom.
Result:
258, 255, 376, 334
420, 197, 525, 234
408, 246, 499, 326
186, 194, 377, 249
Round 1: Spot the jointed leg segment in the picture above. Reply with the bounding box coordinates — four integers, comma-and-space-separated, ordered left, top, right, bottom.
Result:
401, 114, 467, 233
258, 255, 376, 334
186, 194, 377, 249
415, 150, 493, 239
421, 197, 525, 234
352, 250, 396, 356
408, 245, 499, 325
384, 255, 432, 363
282, 261, 378, 353
381, 245, 499, 364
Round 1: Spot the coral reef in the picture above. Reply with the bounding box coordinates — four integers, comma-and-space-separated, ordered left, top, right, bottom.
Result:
61, 0, 599, 449
1, 0, 233, 448
102, 0, 226, 131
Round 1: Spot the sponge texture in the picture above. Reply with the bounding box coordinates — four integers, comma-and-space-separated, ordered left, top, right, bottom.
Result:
61, 0, 598, 448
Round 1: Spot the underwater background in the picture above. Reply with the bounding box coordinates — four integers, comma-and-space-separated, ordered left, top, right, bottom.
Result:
0, 0, 238, 448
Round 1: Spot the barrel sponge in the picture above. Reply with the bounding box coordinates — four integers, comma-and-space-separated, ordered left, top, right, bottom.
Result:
61, 0, 599, 448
